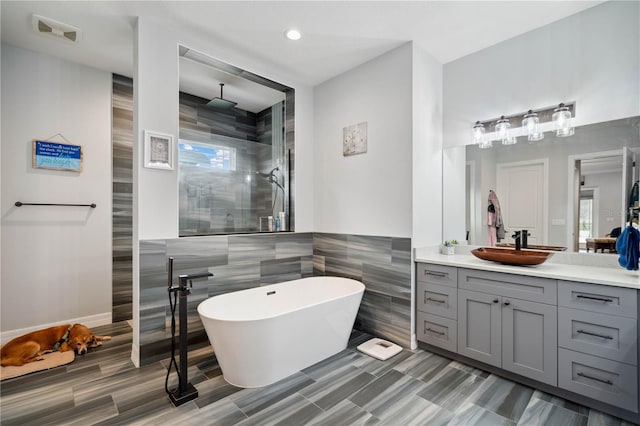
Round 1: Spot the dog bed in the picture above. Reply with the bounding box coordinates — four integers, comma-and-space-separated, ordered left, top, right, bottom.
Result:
0, 351, 75, 381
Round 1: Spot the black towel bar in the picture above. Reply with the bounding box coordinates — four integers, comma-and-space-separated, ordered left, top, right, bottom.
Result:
15, 202, 97, 208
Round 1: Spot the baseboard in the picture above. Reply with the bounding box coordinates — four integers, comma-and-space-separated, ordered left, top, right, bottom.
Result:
0, 312, 112, 345
130, 343, 140, 368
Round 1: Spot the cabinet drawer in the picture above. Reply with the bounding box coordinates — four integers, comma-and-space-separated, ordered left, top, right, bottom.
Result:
416, 282, 457, 319
416, 311, 457, 352
558, 307, 637, 365
416, 263, 457, 287
558, 281, 637, 318
459, 268, 557, 305
558, 348, 638, 413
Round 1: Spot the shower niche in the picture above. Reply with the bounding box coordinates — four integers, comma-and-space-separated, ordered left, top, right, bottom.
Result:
178, 46, 294, 236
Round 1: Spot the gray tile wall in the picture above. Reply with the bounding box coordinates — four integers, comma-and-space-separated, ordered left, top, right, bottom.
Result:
138, 232, 412, 365
112, 74, 134, 322
313, 233, 412, 348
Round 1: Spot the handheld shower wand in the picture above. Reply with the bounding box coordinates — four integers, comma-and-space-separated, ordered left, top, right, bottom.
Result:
256, 166, 279, 178
256, 167, 284, 191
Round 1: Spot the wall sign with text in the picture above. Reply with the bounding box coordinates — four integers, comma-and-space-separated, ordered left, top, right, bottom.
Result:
32, 140, 83, 172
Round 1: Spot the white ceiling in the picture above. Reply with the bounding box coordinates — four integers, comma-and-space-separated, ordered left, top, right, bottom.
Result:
1, 1, 604, 109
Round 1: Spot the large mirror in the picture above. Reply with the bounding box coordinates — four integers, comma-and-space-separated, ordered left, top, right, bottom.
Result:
454, 116, 640, 253
177, 46, 294, 236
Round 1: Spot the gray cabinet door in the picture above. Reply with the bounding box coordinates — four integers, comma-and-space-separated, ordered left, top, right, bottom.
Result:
458, 289, 501, 367
558, 307, 638, 365
458, 268, 557, 305
416, 281, 457, 320
416, 311, 457, 352
416, 263, 458, 287
502, 298, 558, 386
558, 348, 638, 412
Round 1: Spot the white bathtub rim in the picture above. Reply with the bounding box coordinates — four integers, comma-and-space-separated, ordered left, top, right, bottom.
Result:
197, 276, 365, 323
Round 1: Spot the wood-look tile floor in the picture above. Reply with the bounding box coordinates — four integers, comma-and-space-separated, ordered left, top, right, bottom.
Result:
0, 322, 636, 425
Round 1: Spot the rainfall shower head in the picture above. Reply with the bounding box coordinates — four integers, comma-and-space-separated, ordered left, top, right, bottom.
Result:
206, 83, 237, 109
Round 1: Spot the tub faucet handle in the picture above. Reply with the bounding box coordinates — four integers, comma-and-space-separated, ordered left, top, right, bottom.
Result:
178, 272, 213, 292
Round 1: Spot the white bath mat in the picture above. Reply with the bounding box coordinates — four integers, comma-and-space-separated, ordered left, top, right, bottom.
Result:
357, 338, 402, 361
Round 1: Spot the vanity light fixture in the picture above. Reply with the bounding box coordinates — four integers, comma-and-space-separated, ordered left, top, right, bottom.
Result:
496, 116, 516, 145
472, 121, 486, 145
285, 29, 302, 41
552, 103, 575, 137
522, 110, 544, 142
472, 102, 574, 148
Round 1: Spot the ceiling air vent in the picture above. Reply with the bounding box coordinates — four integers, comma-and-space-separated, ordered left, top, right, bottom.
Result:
32, 14, 81, 44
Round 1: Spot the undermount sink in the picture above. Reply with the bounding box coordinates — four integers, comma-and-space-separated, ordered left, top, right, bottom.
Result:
496, 243, 567, 251
471, 247, 554, 266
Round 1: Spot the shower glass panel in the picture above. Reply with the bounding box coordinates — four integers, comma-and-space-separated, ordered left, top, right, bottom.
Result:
178, 114, 287, 236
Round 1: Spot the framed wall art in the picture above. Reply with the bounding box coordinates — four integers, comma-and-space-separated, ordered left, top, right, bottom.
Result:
343, 121, 367, 156
32, 139, 83, 172
144, 130, 174, 170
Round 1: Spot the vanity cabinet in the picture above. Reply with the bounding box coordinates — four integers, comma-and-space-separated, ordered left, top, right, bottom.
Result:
415, 260, 640, 423
457, 273, 558, 386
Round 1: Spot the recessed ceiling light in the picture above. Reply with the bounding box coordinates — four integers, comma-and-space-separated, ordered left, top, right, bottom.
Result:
285, 29, 302, 41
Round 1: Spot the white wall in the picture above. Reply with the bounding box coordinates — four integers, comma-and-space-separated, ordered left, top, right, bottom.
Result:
314, 43, 413, 237
583, 171, 623, 239
412, 43, 444, 248
442, 1, 640, 242
444, 1, 640, 149
1, 44, 112, 334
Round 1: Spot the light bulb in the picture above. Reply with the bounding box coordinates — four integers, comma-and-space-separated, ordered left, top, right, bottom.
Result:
522, 110, 544, 142
496, 116, 515, 145
472, 121, 485, 145
552, 103, 574, 137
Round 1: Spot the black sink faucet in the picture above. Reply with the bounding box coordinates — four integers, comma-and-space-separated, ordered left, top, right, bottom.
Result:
512, 231, 522, 250
521, 229, 530, 249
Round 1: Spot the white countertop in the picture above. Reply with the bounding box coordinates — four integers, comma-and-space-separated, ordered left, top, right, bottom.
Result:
415, 246, 640, 289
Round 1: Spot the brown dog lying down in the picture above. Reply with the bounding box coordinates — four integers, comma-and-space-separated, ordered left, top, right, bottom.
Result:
1, 324, 111, 367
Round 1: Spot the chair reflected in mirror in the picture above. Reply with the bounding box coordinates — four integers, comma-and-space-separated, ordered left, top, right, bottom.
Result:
586, 227, 621, 253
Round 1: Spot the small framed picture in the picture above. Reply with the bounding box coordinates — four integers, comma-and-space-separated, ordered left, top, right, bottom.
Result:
343, 121, 367, 156
144, 130, 174, 170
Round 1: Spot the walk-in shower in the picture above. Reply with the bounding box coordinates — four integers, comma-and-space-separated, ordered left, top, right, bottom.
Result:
178, 45, 293, 236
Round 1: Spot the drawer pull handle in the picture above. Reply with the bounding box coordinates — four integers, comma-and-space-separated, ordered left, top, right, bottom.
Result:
425, 327, 445, 336
425, 271, 447, 278
426, 297, 446, 304
577, 329, 613, 340
577, 372, 613, 385
576, 294, 613, 303
493, 299, 499, 304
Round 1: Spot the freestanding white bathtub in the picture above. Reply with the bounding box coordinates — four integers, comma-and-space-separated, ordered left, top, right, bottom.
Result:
197, 276, 365, 388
